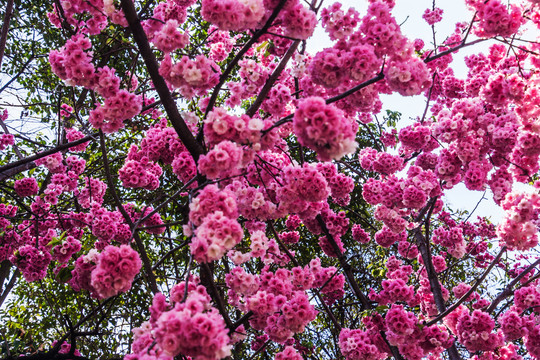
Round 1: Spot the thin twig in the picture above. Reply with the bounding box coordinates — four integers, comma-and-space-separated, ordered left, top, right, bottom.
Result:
98, 131, 159, 294
427, 246, 507, 326
0, 133, 98, 176
203, 0, 290, 117
486, 257, 540, 314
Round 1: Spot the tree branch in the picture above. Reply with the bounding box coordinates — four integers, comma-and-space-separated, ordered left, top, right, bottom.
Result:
315, 215, 371, 310
0, 267, 19, 308
486, 257, 540, 314
427, 246, 506, 326
200, 262, 233, 329
246, 40, 300, 117
98, 131, 159, 294
120, 0, 204, 162
414, 199, 462, 360
0, 0, 14, 70
0, 133, 98, 178
203, 0, 290, 117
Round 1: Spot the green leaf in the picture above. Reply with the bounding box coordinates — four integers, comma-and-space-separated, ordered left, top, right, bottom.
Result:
47, 230, 67, 248
55, 265, 74, 283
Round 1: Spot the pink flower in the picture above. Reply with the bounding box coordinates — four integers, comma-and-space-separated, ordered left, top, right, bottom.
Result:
293, 97, 357, 161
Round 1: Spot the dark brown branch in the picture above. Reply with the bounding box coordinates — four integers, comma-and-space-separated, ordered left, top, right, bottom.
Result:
231, 310, 253, 333
0, 133, 97, 177
246, 40, 300, 117
152, 242, 188, 271
0, 260, 11, 294
424, 38, 486, 64
120, 0, 204, 162
0, 267, 19, 308
414, 199, 462, 360
315, 215, 371, 310
0, 56, 35, 95
0, 162, 37, 181
261, 113, 294, 136
326, 72, 384, 105
247, 340, 270, 360
416, 229, 446, 312
486, 257, 540, 314
380, 331, 405, 360
204, 0, 290, 117
427, 246, 506, 326
0, 0, 14, 70
200, 263, 233, 329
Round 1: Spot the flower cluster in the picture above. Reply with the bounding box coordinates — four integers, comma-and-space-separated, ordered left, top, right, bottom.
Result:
49, 35, 96, 88
280, 3, 317, 40
188, 186, 242, 263
89, 90, 143, 133
422, 7, 443, 25
142, 0, 194, 41
224, 180, 277, 221
128, 282, 231, 360
293, 96, 357, 161
398, 124, 431, 151
203, 107, 263, 147
261, 83, 293, 117
201, 0, 265, 31
359, 147, 404, 175
384, 58, 432, 96
189, 185, 238, 225
497, 189, 540, 251
339, 327, 387, 360
207, 27, 237, 61
14, 178, 39, 197
10, 245, 52, 282
191, 211, 243, 263
237, 267, 319, 343
52, 235, 82, 263
229, 58, 271, 101
455, 309, 504, 352
159, 54, 220, 98
469, 0, 524, 37
198, 141, 245, 180
85, 205, 125, 245
90, 245, 142, 299
65, 128, 89, 152
47, 0, 118, 34
275, 346, 303, 360
321, 2, 360, 40
77, 177, 107, 208
277, 164, 330, 213
0, 133, 14, 151
35, 153, 66, 173
308, 44, 381, 89
153, 20, 190, 53
119, 145, 163, 190
370, 258, 414, 305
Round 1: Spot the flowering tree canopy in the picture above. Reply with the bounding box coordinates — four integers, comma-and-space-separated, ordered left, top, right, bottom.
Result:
0, 0, 540, 359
